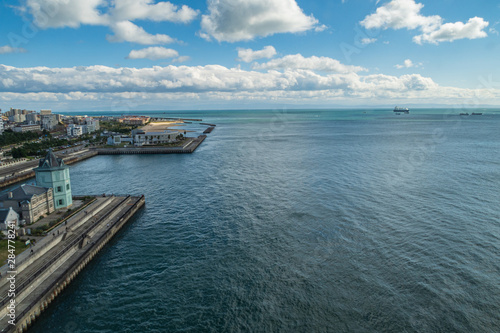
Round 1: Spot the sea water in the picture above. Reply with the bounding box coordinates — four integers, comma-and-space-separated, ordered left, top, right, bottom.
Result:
29, 109, 500, 332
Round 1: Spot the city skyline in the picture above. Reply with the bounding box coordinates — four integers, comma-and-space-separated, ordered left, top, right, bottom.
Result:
0, 0, 499, 111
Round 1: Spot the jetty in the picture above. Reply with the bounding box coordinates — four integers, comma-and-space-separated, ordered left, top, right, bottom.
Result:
203, 127, 215, 134
95, 135, 206, 155
0, 194, 145, 332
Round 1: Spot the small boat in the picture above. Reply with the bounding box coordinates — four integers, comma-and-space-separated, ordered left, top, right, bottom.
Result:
471, 112, 483, 115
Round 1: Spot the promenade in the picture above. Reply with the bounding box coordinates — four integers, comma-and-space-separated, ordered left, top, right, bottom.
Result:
0, 195, 145, 332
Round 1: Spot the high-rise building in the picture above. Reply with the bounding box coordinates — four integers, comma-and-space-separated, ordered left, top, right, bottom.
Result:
26, 113, 39, 124
41, 114, 58, 130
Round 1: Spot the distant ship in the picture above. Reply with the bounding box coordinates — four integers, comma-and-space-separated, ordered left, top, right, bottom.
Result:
471, 112, 483, 115
393, 106, 409, 114
459, 113, 469, 116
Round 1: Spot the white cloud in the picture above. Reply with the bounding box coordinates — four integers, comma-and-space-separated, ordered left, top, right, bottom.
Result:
0, 46, 27, 54
127, 47, 179, 60
22, 0, 198, 46
111, 0, 198, 23
395, 59, 423, 69
395, 59, 413, 69
107, 21, 175, 44
361, 0, 441, 32
252, 54, 367, 73
200, 0, 321, 42
25, 0, 109, 28
361, 38, 377, 45
172, 56, 190, 63
361, 0, 488, 44
414, 17, 489, 44
237, 46, 277, 62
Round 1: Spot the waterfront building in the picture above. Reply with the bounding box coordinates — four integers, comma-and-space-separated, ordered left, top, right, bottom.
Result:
34, 150, 72, 210
132, 128, 182, 146
107, 135, 133, 145
0, 207, 20, 231
0, 184, 54, 224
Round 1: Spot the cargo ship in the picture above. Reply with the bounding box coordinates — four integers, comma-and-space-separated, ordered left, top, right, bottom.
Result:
393, 106, 409, 114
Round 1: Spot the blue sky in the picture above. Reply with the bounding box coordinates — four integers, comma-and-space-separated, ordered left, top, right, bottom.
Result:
0, 0, 499, 111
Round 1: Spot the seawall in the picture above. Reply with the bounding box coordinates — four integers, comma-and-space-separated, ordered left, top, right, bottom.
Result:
95, 135, 206, 155
0, 195, 145, 333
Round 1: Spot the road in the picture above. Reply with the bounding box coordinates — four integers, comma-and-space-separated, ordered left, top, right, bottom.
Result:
0, 145, 87, 181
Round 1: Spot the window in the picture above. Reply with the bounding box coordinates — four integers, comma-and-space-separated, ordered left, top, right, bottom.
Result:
58, 199, 63, 206
66, 184, 70, 190
57, 186, 62, 192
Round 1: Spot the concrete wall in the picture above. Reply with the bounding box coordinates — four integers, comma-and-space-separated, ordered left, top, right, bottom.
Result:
7, 196, 145, 333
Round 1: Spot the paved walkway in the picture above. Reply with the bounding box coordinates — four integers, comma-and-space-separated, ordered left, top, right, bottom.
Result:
0, 197, 107, 277
0, 195, 143, 332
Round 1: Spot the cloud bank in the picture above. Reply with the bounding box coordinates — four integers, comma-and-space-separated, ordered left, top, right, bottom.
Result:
1, 62, 498, 110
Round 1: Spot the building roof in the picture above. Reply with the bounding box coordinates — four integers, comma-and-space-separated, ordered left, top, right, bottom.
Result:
0, 184, 51, 202
0, 207, 18, 223
37, 149, 65, 169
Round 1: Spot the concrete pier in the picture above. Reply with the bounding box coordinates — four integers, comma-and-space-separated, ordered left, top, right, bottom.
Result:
95, 135, 207, 155
203, 127, 215, 134
0, 195, 145, 332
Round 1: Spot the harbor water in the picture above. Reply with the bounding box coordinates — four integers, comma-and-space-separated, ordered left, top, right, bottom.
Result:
30, 109, 499, 332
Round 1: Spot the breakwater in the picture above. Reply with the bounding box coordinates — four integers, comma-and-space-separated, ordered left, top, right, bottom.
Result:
0, 195, 145, 332
95, 135, 206, 155
203, 127, 215, 134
